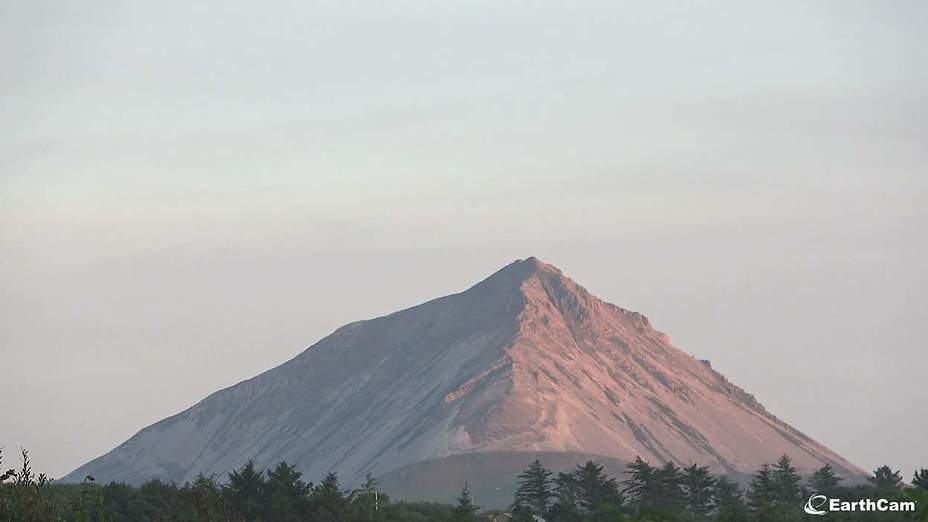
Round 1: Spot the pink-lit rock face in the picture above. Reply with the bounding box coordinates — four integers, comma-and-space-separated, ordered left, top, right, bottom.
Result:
63, 257, 863, 486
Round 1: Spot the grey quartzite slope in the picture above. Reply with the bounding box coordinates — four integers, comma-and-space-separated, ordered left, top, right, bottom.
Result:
64, 258, 863, 486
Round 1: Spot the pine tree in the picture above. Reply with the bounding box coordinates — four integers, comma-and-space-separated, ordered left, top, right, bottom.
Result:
771, 455, 801, 504
227, 460, 267, 521
681, 463, 716, 516
547, 472, 581, 522
769, 455, 803, 521
572, 461, 622, 515
869, 465, 903, 495
188, 474, 225, 521
453, 483, 479, 522
266, 461, 310, 521
622, 457, 686, 517
621, 457, 658, 510
351, 473, 385, 522
808, 464, 842, 496
748, 464, 776, 522
913, 469, 928, 491
512, 460, 552, 519
656, 461, 684, 509
312, 472, 349, 522
715, 476, 746, 522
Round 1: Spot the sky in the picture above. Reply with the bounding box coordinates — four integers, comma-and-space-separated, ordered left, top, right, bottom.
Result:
1, 0, 926, 480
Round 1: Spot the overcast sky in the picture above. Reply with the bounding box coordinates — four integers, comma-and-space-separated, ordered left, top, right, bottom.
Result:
1, 1, 926, 480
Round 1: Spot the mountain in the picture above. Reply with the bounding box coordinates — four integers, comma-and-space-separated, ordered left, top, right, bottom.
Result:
63, 257, 862, 492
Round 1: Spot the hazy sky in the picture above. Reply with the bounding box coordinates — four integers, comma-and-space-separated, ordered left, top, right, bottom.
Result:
1, 1, 926, 480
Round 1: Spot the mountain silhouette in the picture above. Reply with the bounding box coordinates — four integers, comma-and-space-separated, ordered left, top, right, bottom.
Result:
64, 257, 862, 491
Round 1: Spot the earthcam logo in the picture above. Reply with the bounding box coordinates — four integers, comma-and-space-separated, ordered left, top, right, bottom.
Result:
804, 493, 917, 515
804, 495, 829, 515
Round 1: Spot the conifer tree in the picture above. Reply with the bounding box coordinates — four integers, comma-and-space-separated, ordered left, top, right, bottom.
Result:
312, 472, 349, 522
913, 468, 928, 491
681, 463, 716, 516
715, 476, 746, 522
228, 460, 267, 521
351, 472, 385, 522
622, 457, 685, 517
656, 461, 684, 509
453, 483, 479, 522
188, 474, 225, 521
547, 472, 581, 522
770, 455, 803, 521
512, 460, 553, 519
266, 461, 310, 521
808, 464, 842, 496
622, 457, 658, 510
748, 464, 776, 522
572, 460, 622, 515
869, 465, 904, 495
771, 455, 801, 504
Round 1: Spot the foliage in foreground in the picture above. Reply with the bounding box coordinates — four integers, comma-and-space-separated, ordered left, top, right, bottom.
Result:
1, 447, 926, 521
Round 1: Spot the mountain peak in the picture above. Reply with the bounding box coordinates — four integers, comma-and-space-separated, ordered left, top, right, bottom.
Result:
477, 256, 565, 290
520, 256, 559, 273
504, 256, 561, 276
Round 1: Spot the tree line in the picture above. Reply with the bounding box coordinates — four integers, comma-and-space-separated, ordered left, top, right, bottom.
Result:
2, 447, 926, 521
0, 448, 472, 522
509, 456, 928, 521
